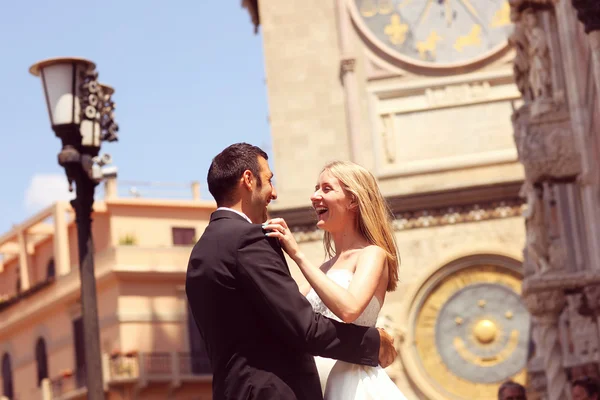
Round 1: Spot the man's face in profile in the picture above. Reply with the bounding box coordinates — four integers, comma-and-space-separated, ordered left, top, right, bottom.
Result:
248, 156, 277, 223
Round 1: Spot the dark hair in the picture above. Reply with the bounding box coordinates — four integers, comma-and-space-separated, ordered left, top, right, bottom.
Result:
207, 143, 268, 205
498, 381, 526, 399
573, 376, 600, 397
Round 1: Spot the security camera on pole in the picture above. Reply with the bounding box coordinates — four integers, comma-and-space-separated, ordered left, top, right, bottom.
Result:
29, 57, 119, 400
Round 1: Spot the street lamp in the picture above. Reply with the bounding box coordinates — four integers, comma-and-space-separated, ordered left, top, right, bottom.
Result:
29, 57, 119, 400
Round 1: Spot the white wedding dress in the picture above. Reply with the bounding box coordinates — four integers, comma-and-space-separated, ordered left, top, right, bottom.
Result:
306, 269, 408, 399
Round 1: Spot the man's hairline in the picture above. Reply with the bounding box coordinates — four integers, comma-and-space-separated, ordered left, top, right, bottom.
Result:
498, 382, 526, 397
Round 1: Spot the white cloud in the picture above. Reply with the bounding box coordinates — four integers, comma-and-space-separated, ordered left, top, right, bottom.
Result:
25, 174, 75, 213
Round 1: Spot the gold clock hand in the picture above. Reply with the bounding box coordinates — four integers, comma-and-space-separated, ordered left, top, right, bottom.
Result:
457, 0, 489, 35
417, 0, 433, 27
459, 0, 479, 19
445, 0, 453, 27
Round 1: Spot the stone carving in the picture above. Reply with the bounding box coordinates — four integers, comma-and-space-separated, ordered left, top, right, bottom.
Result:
521, 182, 569, 275
543, 183, 569, 272
509, 0, 560, 22
566, 293, 599, 364
524, 291, 570, 400
583, 285, 600, 314
424, 82, 491, 108
292, 200, 525, 243
527, 325, 548, 398
528, 370, 548, 400
509, 24, 533, 102
513, 114, 581, 182
525, 290, 566, 318
522, 8, 555, 117
547, 241, 568, 272
393, 201, 524, 229
521, 183, 551, 276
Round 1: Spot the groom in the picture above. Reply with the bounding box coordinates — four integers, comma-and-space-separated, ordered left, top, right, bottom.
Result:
186, 143, 397, 400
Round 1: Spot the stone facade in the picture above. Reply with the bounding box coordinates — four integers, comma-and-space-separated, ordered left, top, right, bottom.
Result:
509, 0, 600, 399
252, 0, 535, 398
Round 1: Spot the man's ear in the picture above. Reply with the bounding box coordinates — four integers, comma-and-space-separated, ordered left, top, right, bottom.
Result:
241, 170, 254, 191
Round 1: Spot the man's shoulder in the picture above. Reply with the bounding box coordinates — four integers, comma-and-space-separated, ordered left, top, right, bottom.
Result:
200, 217, 265, 246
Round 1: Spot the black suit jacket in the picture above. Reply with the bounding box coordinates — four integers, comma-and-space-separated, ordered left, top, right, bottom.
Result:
185, 210, 380, 400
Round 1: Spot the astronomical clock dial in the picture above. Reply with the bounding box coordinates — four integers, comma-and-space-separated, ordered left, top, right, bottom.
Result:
349, 0, 513, 67
413, 264, 530, 399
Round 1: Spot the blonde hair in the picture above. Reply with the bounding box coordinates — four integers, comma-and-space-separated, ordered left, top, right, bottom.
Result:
321, 161, 400, 291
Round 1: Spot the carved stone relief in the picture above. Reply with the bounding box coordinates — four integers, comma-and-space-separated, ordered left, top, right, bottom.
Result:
510, 2, 565, 118
524, 291, 570, 400
520, 182, 551, 277
583, 284, 600, 312
292, 199, 525, 243
513, 113, 580, 181
525, 290, 566, 319
564, 293, 599, 365
510, 24, 533, 102
523, 8, 555, 116
510, 0, 600, 398
527, 325, 548, 399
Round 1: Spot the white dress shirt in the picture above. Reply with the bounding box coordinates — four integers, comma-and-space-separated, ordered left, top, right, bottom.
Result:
216, 207, 252, 224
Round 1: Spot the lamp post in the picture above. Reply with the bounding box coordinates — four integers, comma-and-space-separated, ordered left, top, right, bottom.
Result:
29, 57, 119, 400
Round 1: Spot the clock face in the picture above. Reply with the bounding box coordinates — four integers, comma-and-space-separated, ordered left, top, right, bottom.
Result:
349, 0, 513, 67
413, 264, 530, 399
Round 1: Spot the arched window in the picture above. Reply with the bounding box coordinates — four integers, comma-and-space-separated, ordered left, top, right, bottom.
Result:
2, 353, 13, 399
47, 258, 56, 280
35, 338, 48, 387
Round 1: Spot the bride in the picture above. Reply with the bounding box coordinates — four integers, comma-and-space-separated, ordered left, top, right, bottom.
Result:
264, 161, 407, 399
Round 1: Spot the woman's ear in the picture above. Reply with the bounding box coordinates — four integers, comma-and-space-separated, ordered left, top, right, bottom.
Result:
348, 194, 359, 211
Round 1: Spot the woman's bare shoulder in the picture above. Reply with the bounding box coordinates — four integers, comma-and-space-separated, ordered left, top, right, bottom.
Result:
359, 245, 386, 258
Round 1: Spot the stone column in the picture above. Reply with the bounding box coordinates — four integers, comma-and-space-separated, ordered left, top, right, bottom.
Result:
171, 351, 181, 388
102, 353, 110, 391
41, 378, 52, 400
525, 290, 570, 400
103, 177, 117, 200
555, 1, 600, 271
191, 181, 201, 201
336, 0, 362, 165
571, 0, 600, 98
17, 229, 31, 291
583, 284, 600, 352
52, 202, 71, 276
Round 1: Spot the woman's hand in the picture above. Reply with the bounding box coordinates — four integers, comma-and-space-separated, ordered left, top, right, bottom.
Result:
263, 218, 302, 261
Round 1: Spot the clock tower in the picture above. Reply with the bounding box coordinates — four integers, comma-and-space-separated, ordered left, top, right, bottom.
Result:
243, 1, 530, 398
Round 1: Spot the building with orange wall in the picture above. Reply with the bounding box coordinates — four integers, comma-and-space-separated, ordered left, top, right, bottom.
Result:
0, 178, 215, 400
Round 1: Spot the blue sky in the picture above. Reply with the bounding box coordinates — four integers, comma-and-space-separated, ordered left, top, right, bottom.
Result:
0, 1, 270, 233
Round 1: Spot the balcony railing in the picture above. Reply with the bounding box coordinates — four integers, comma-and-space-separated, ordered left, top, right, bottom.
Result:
179, 352, 212, 376
49, 367, 86, 400
49, 352, 212, 400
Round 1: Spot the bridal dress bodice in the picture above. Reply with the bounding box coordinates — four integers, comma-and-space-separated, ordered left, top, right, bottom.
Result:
306, 268, 407, 400
306, 269, 381, 328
